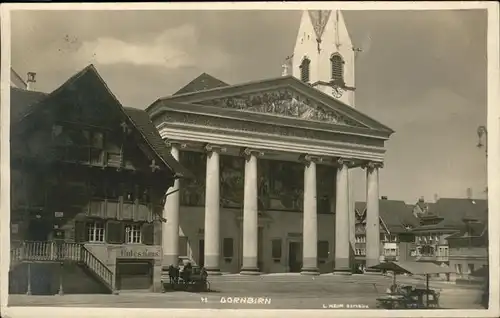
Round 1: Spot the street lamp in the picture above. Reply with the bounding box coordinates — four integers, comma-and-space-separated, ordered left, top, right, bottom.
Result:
477, 125, 488, 156
476, 125, 488, 194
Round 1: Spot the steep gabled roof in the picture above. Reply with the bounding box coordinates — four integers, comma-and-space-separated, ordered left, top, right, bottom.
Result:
355, 199, 419, 234
10, 87, 47, 122
173, 73, 229, 95
123, 107, 192, 178
414, 198, 488, 231
11, 65, 192, 179
11, 68, 27, 89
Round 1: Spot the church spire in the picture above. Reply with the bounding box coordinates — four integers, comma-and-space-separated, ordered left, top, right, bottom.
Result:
291, 10, 356, 107
308, 10, 332, 42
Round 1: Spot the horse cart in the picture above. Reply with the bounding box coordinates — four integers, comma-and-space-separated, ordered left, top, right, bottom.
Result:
161, 264, 211, 293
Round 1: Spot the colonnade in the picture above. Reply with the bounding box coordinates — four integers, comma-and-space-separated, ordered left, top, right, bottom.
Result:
162, 142, 382, 274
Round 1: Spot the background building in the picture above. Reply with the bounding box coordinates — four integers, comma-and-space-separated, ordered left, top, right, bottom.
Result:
411, 195, 488, 280
354, 198, 419, 271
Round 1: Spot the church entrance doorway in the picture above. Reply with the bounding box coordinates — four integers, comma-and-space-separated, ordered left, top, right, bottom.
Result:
288, 241, 302, 273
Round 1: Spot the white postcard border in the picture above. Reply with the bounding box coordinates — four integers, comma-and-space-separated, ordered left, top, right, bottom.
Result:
1, 2, 499, 317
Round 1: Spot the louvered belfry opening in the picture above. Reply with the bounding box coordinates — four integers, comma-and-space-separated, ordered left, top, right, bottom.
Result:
330, 54, 344, 83
300, 57, 311, 83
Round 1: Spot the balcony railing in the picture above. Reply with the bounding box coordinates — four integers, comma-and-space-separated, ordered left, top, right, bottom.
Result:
415, 254, 449, 262
11, 241, 81, 262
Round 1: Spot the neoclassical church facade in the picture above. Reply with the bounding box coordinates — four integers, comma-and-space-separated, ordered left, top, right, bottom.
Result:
148, 10, 394, 274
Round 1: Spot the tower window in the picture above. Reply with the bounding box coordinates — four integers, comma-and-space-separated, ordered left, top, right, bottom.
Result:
330, 54, 344, 83
300, 57, 311, 83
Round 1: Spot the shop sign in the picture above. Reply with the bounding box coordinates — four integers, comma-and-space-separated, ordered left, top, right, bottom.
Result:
119, 247, 160, 258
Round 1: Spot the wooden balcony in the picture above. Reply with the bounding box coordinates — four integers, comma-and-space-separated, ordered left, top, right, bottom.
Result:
87, 199, 156, 221
52, 146, 124, 169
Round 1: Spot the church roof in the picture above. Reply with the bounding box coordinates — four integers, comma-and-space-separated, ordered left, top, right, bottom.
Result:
147, 75, 394, 136
11, 65, 192, 179
173, 72, 229, 96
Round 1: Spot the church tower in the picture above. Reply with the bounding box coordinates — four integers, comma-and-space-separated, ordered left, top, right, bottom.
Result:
283, 10, 359, 272
288, 10, 356, 108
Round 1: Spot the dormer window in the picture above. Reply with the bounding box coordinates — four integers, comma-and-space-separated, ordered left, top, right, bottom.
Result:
330, 54, 344, 83
300, 57, 311, 83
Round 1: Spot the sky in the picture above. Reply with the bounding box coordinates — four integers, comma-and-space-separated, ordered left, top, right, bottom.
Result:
10, 9, 488, 203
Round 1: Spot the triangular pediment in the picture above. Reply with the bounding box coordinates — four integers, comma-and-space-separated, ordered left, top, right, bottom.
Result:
150, 76, 394, 134
195, 86, 366, 128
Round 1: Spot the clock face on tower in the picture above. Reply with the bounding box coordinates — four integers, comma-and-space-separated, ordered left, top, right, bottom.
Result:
332, 85, 344, 98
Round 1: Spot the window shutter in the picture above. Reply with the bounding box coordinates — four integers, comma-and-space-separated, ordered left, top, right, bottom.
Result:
153, 221, 162, 245
142, 222, 154, 246
74, 221, 87, 243
107, 221, 124, 244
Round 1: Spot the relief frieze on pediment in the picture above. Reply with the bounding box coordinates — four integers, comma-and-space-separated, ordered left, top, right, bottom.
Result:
197, 88, 365, 128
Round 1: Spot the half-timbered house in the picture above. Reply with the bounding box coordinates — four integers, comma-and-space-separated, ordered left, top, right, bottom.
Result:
9, 65, 192, 295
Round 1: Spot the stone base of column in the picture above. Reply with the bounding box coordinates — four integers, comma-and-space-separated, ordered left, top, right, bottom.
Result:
240, 267, 261, 275
162, 254, 179, 268
333, 267, 352, 275
300, 268, 320, 276
301, 258, 319, 275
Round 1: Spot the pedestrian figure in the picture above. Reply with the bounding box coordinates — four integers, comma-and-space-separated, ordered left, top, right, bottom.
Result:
168, 265, 175, 285
183, 262, 193, 284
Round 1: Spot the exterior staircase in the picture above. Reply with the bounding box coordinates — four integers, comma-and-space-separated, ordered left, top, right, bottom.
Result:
10, 241, 115, 294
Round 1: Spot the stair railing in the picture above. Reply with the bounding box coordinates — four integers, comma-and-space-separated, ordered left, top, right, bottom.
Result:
10, 241, 114, 293
80, 245, 114, 291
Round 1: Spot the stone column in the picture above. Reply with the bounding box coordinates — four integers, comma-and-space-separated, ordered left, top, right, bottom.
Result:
301, 155, 320, 275
365, 162, 382, 272
162, 141, 182, 267
348, 169, 356, 273
334, 158, 352, 274
240, 148, 262, 275
204, 144, 225, 275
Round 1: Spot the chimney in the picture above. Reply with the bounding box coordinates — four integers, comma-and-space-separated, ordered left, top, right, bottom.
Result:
26, 72, 36, 91
381, 196, 388, 200
434, 193, 439, 202
466, 188, 472, 199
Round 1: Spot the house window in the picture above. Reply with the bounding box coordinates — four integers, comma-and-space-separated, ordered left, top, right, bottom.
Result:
138, 186, 151, 205
91, 131, 104, 149
456, 264, 462, 274
223, 238, 234, 258
300, 57, 311, 83
125, 224, 142, 244
179, 236, 188, 257
271, 239, 282, 260
86, 221, 105, 243
318, 241, 329, 259
468, 264, 475, 274
330, 54, 344, 82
